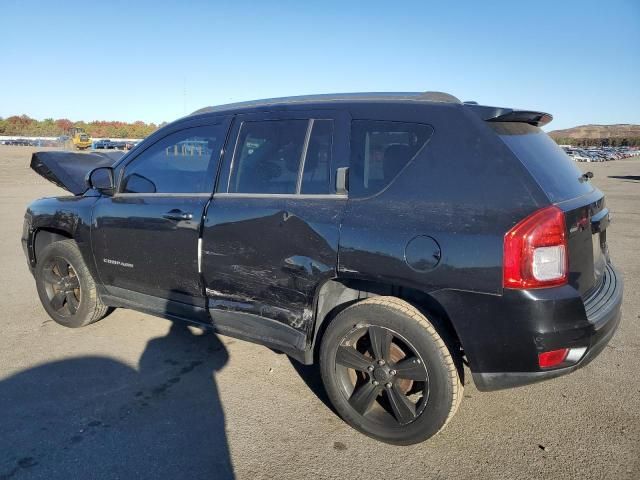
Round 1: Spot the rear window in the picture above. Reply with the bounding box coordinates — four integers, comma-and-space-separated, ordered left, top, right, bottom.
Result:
490, 122, 594, 203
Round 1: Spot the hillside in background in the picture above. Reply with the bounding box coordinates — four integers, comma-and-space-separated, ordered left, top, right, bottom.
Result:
549, 124, 640, 146
0, 115, 163, 139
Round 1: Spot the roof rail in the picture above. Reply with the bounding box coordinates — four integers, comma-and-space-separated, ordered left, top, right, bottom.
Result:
417, 92, 461, 103
191, 91, 461, 116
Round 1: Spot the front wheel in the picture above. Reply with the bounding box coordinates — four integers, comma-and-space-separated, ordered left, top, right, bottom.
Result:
35, 239, 112, 328
319, 296, 463, 445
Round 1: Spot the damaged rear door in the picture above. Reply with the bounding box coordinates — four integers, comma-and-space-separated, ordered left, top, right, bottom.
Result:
201, 110, 348, 348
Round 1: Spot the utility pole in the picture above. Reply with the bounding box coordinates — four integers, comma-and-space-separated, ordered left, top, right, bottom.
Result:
183, 78, 187, 115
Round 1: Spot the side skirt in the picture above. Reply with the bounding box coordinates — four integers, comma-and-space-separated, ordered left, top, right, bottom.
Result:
208, 308, 308, 363
99, 286, 310, 364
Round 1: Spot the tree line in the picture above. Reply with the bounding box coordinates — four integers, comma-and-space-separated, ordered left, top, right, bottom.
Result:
0, 115, 164, 139
552, 136, 640, 147
2, 114, 639, 146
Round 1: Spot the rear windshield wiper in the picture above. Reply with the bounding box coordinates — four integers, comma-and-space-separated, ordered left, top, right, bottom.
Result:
580, 171, 594, 182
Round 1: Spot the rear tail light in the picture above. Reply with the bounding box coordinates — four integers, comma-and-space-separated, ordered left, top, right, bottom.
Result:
538, 347, 587, 369
503, 205, 568, 289
538, 348, 569, 368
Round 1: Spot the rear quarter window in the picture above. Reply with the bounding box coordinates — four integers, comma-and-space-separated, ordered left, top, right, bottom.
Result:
350, 120, 434, 198
490, 122, 594, 203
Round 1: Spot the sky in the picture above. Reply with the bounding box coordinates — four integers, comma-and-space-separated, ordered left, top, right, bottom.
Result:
1, 0, 638, 131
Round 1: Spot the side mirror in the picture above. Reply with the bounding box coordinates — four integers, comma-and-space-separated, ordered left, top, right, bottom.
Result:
87, 167, 115, 195
336, 167, 349, 195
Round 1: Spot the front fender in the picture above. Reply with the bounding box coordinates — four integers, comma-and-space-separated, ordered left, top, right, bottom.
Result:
23, 196, 100, 278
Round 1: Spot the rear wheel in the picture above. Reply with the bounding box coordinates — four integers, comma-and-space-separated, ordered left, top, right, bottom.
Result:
35, 239, 112, 328
319, 296, 462, 445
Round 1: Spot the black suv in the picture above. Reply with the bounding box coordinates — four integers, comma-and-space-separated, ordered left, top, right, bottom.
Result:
22, 92, 623, 445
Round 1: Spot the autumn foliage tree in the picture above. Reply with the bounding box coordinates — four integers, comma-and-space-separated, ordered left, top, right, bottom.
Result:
0, 115, 159, 139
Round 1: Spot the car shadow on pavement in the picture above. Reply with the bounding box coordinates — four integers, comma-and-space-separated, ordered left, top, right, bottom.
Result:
608, 175, 640, 182
287, 359, 336, 415
0, 321, 234, 479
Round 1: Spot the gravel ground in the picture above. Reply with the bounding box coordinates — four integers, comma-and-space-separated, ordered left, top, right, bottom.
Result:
0, 146, 638, 479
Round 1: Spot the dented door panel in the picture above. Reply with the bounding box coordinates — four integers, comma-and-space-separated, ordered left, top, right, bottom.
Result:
202, 197, 301, 324
202, 109, 349, 334
202, 195, 345, 332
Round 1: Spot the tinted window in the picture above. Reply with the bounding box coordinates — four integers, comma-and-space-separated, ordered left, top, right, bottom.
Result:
228, 120, 307, 194
121, 125, 225, 194
350, 120, 433, 198
490, 122, 594, 203
301, 119, 334, 194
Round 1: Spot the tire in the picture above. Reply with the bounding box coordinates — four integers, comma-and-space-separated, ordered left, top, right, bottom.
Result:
35, 239, 112, 328
319, 296, 463, 445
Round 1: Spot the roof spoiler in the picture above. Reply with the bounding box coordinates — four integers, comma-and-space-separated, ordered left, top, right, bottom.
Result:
466, 104, 553, 127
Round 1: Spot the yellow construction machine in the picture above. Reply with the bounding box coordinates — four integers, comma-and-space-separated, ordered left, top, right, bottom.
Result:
69, 127, 92, 150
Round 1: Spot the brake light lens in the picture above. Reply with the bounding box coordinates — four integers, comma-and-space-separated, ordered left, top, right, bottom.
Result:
503, 205, 568, 289
538, 348, 569, 368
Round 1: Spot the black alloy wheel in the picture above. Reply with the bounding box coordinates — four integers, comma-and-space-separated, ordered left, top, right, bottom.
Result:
319, 296, 463, 445
35, 239, 112, 328
41, 256, 81, 317
335, 324, 429, 426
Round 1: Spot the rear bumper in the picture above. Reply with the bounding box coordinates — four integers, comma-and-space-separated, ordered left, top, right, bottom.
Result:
472, 263, 623, 391
431, 262, 623, 392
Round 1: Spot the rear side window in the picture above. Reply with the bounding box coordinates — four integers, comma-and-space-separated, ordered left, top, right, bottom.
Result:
229, 120, 307, 194
490, 122, 594, 203
350, 120, 434, 198
226, 118, 335, 195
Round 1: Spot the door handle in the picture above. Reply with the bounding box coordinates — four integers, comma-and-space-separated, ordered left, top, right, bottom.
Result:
163, 209, 193, 221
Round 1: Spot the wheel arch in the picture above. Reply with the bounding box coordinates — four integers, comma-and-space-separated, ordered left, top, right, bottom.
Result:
32, 228, 73, 265
310, 278, 465, 367
33, 236, 113, 327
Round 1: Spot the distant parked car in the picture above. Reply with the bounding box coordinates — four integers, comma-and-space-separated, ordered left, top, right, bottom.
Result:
110, 141, 128, 150
94, 139, 113, 149
571, 152, 591, 162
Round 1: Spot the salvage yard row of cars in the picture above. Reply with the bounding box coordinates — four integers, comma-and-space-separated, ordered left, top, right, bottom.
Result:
1, 138, 60, 147
561, 145, 639, 162
0, 137, 139, 150
92, 138, 138, 150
